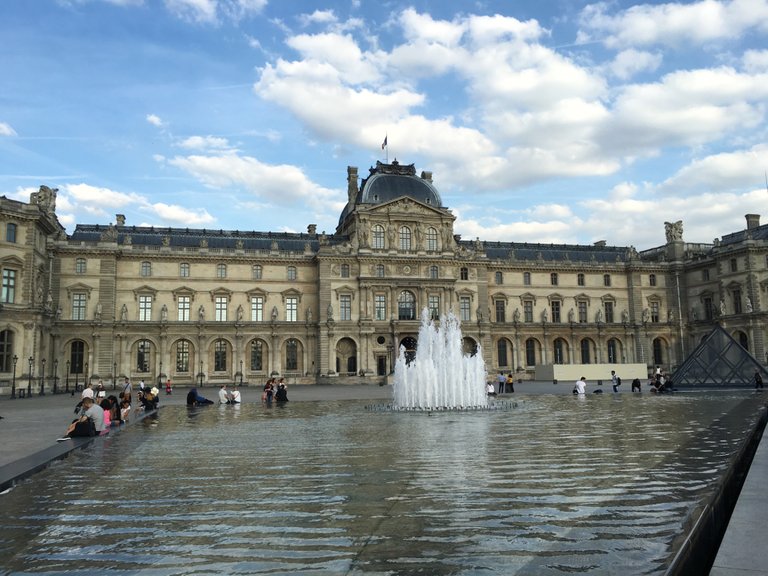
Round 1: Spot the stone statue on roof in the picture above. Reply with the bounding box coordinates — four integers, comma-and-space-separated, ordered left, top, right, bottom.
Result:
664, 220, 683, 242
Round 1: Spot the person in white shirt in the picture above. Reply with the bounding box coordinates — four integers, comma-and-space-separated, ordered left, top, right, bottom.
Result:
230, 388, 241, 403
574, 377, 587, 395
81, 383, 94, 400
486, 382, 497, 397
218, 384, 232, 404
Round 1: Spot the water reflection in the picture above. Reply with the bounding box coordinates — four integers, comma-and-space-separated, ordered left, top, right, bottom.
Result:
0, 392, 763, 575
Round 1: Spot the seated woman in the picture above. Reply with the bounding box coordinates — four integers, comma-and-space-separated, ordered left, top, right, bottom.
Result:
186, 387, 214, 406
275, 383, 288, 402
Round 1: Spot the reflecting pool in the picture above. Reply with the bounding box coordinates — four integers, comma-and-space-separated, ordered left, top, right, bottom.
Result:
0, 391, 764, 575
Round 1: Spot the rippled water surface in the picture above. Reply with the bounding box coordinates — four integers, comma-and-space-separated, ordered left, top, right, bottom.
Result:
0, 392, 764, 575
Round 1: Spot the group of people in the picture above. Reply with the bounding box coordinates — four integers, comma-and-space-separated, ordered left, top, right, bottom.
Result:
218, 384, 242, 404
573, 367, 675, 395
59, 378, 148, 440
493, 372, 515, 394
262, 377, 289, 403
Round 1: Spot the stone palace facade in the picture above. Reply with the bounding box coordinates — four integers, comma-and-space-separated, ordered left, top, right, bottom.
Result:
1, 160, 766, 390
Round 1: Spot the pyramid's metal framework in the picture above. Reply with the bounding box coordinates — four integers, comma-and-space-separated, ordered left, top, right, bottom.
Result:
673, 325, 768, 388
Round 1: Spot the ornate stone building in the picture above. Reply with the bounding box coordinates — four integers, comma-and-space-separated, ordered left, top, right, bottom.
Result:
1, 162, 766, 391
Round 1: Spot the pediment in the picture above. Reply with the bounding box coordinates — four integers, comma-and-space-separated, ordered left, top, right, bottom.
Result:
65, 282, 94, 298
366, 196, 446, 218
172, 286, 196, 301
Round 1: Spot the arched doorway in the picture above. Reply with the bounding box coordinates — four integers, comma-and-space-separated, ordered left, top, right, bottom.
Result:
335, 337, 358, 375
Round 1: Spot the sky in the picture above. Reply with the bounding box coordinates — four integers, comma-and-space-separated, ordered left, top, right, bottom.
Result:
1, 0, 768, 250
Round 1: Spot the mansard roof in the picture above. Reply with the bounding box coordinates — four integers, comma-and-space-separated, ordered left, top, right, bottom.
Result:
69, 225, 319, 252
482, 241, 632, 264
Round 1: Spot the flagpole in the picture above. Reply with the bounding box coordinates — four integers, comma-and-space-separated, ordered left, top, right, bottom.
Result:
382, 134, 388, 163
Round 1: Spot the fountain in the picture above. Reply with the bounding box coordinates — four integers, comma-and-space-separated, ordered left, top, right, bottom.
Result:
392, 308, 488, 409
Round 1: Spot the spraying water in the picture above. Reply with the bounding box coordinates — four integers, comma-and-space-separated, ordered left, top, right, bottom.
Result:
392, 309, 488, 409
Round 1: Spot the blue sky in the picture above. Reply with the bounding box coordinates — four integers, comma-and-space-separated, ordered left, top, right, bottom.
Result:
2, 0, 767, 249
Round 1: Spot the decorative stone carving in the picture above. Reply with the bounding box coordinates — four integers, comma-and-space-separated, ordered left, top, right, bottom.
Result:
161, 304, 168, 322
120, 304, 128, 321
664, 220, 683, 242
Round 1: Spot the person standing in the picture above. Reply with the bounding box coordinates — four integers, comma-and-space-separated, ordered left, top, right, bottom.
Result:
574, 377, 586, 395
165, 378, 172, 395
497, 372, 506, 394
506, 372, 515, 393
611, 370, 620, 393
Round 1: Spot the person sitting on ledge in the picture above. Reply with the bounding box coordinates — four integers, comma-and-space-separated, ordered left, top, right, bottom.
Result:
186, 387, 214, 406
218, 384, 232, 404
59, 397, 105, 440
230, 387, 242, 403
486, 382, 497, 397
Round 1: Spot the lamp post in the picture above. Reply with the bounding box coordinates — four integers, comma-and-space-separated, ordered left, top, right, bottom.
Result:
40, 358, 46, 396
66, 360, 70, 394
113, 362, 117, 390
158, 360, 163, 387
199, 359, 203, 386
84, 362, 89, 389
27, 356, 33, 397
240, 359, 243, 386
10, 354, 18, 399
53, 359, 58, 394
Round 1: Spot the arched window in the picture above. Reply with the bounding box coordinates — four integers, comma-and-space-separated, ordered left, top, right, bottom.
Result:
652, 338, 664, 366
70, 340, 85, 374
398, 291, 416, 320
460, 267, 468, 280
737, 331, 749, 350
426, 227, 438, 251
0, 329, 13, 372
399, 226, 411, 251
553, 338, 566, 364
372, 225, 385, 249
580, 339, 591, 364
497, 338, 512, 368
525, 338, 537, 367
607, 338, 618, 363
214, 339, 227, 371
286, 339, 298, 371
175, 339, 190, 372
137, 339, 151, 372
250, 340, 264, 371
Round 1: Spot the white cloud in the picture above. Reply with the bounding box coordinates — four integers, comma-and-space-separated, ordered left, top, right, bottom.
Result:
658, 144, 768, 193
744, 49, 768, 73
146, 114, 164, 127
151, 202, 215, 225
0, 122, 17, 136
298, 9, 337, 27
608, 49, 662, 79
178, 135, 234, 151
163, 0, 265, 24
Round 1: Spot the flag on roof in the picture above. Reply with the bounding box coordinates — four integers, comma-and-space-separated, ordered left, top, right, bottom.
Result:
381, 135, 387, 150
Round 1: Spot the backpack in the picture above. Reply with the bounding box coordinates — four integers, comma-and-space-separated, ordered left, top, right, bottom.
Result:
616, 377, 622, 385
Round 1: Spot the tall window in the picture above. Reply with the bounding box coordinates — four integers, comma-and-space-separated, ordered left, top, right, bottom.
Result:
650, 301, 660, 323
577, 273, 585, 286
497, 339, 509, 367
578, 301, 588, 323
428, 295, 440, 319
733, 289, 742, 314
550, 273, 558, 286
216, 263, 227, 278
607, 339, 618, 363
604, 301, 614, 323
460, 267, 468, 280
176, 340, 190, 372
704, 297, 714, 321
75, 258, 87, 274
251, 296, 263, 321
398, 291, 416, 320
551, 301, 561, 323
426, 227, 438, 251
553, 339, 565, 364
375, 294, 387, 320
137, 339, 151, 372
523, 272, 531, 286
399, 226, 411, 251
580, 340, 591, 364
72, 293, 87, 320
603, 274, 611, 287
523, 300, 533, 323
495, 300, 506, 323
178, 296, 190, 321
287, 266, 297, 281
1, 269, 16, 303
286, 296, 298, 321
0, 330, 14, 372
525, 339, 536, 366
140, 261, 152, 277
180, 263, 190, 277
372, 225, 385, 249
70, 340, 85, 374
214, 339, 227, 371
340, 295, 352, 321
375, 264, 385, 278
5, 223, 17, 243
252, 265, 262, 279
341, 264, 350, 278
429, 265, 438, 279
460, 296, 471, 322
250, 340, 263, 371
729, 258, 737, 272
495, 271, 503, 285
649, 274, 657, 286
286, 339, 298, 370
139, 295, 152, 321
215, 296, 227, 321
653, 338, 664, 366
702, 269, 710, 281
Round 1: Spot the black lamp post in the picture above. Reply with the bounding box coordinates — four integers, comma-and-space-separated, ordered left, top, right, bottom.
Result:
27, 356, 33, 397
40, 358, 46, 396
113, 362, 117, 390
66, 360, 70, 394
158, 360, 163, 387
53, 359, 58, 394
240, 359, 243, 386
10, 354, 18, 399
84, 362, 89, 388
199, 359, 203, 386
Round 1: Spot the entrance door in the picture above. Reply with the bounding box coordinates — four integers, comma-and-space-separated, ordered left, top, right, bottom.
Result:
377, 355, 387, 376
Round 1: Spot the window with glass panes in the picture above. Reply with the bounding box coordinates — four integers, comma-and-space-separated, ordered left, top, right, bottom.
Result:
554, 339, 565, 364
550, 273, 558, 286
141, 261, 151, 277
72, 293, 87, 320
607, 339, 618, 363
460, 267, 468, 280
5, 223, 17, 243
704, 297, 714, 320
0, 330, 13, 372
180, 263, 190, 277
523, 300, 533, 322
578, 301, 588, 323
375, 264, 385, 277
215, 296, 227, 321
286, 297, 298, 321
178, 296, 190, 321
286, 339, 298, 370
460, 296, 471, 322
375, 294, 387, 320
428, 295, 439, 319
650, 301, 659, 322
551, 300, 561, 323
495, 300, 505, 322
429, 265, 438, 279
426, 227, 438, 251
287, 266, 297, 280
139, 295, 152, 321
733, 289, 742, 314
70, 340, 85, 374
250, 340, 263, 371
176, 340, 190, 372
497, 339, 508, 367
137, 339, 151, 372
577, 273, 585, 286
251, 296, 263, 321
216, 263, 227, 278
340, 294, 352, 320
398, 291, 415, 320
495, 271, 503, 284
649, 274, 657, 286
252, 265, 262, 279
604, 301, 614, 323
214, 340, 227, 371
2, 269, 16, 303
75, 258, 86, 274
525, 338, 536, 366
399, 226, 411, 250
603, 274, 611, 287
341, 264, 350, 278
372, 225, 385, 249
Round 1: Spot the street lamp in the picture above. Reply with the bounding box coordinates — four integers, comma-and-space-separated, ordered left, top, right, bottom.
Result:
10, 354, 18, 399
84, 362, 89, 389
53, 359, 59, 394
66, 360, 70, 394
113, 362, 117, 390
158, 360, 163, 387
27, 356, 33, 397
199, 359, 204, 386
240, 359, 243, 386
40, 358, 46, 396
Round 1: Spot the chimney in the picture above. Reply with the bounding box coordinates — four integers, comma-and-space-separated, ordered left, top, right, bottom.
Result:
745, 214, 760, 229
